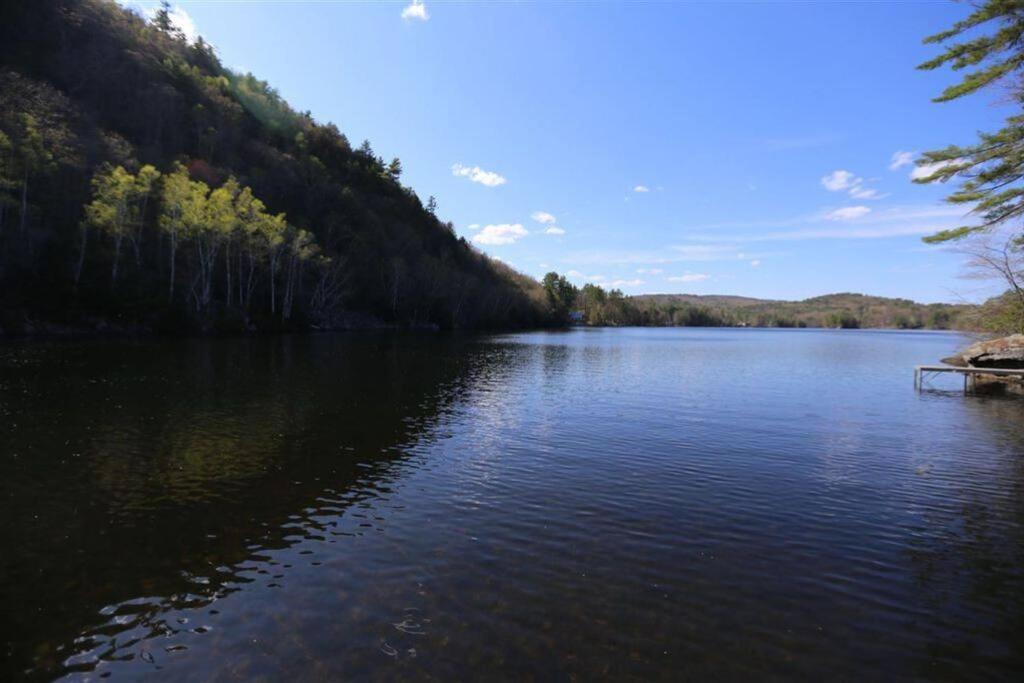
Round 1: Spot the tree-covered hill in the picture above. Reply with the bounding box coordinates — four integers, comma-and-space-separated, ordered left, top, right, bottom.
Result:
0, 0, 551, 334
535, 272, 969, 329
628, 292, 969, 329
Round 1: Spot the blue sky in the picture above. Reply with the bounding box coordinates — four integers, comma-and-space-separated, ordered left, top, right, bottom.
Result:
117, 0, 1007, 304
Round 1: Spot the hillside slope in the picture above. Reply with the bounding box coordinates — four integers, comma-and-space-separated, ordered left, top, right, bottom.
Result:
630, 292, 968, 329
0, 0, 550, 334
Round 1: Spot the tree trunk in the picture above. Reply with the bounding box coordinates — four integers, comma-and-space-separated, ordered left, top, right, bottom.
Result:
19, 171, 28, 234
224, 243, 232, 308
111, 232, 123, 284
168, 233, 177, 302
270, 252, 278, 314
132, 195, 148, 267
74, 225, 88, 289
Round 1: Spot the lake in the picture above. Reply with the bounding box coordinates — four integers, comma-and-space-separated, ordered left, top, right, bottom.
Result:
2, 328, 1023, 680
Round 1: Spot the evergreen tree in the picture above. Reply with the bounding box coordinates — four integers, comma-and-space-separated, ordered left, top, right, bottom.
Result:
387, 157, 402, 181
916, 0, 1024, 243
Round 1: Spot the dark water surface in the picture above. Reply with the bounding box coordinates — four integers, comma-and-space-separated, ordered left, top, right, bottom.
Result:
2, 328, 1023, 680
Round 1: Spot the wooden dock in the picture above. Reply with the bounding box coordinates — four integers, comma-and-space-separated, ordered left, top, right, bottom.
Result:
914, 365, 1024, 391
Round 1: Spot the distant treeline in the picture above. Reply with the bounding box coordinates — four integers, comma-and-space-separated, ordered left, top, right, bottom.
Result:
541, 274, 970, 330
0, 0, 553, 334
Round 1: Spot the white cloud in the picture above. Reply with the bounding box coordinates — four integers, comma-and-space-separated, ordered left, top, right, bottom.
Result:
471, 223, 527, 246
910, 159, 962, 182
822, 168, 884, 200
609, 279, 644, 287
889, 150, 914, 170
531, 211, 557, 224
544, 226, 566, 235
637, 268, 663, 275
452, 163, 506, 187
667, 273, 710, 283
750, 259, 761, 267
168, 4, 197, 41
824, 206, 871, 221
821, 170, 859, 192
633, 185, 650, 193
119, 2, 199, 42
466, 223, 480, 231
401, 1, 430, 21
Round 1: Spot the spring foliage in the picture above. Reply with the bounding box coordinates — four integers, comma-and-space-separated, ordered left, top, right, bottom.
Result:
0, 0, 550, 332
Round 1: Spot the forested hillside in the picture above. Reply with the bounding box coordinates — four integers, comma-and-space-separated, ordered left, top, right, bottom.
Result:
538, 273, 970, 329
630, 293, 968, 329
0, 0, 551, 334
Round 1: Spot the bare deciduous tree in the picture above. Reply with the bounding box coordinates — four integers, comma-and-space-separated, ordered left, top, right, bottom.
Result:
958, 232, 1024, 334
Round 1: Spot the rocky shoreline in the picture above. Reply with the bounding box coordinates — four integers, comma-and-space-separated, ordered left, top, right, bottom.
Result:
943, 334, 1024, 395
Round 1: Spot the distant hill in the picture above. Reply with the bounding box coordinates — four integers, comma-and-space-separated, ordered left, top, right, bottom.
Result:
629, 292, 970, 329
0, 0, 552, 334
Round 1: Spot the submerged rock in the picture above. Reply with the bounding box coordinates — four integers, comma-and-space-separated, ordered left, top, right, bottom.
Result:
953, 334, 1024, 369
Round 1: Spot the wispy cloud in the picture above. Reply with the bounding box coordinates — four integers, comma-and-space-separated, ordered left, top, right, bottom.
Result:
452, 163, 506, 187
531, 211, 557, 224
565, 204, 968, 269
544, 226, 566, 235
609, 278, 645, 288
889, 150, 914, 170
760, 134, 834, 152
578, 205, 973, 270
824, 206, 871, 221
667, 273, 710, 283
472, 223, 527, 246
567, 245, 740, 266
566, 270, 609, 283
850, 186, 884, 200
633, 185, 650, 193
401, 1, 429, 21
687, 206, 970, 243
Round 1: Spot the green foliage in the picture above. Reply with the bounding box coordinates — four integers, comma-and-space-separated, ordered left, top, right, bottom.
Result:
0, 0, 550, 332
387, 157, 402, 181
543, 275, 969, 329
917, 1, 1024, 242
974, 290, 1024, 334
542, 272, 578, 318
825, 313, 861, 329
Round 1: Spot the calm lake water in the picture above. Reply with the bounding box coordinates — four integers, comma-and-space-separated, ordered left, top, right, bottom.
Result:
2, 328, 1023, 680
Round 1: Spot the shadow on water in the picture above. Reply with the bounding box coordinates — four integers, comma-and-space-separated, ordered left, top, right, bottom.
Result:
0, 334, 486, 679
904, 396, 1024, 679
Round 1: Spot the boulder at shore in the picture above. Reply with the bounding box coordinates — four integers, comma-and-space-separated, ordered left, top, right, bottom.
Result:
946, 334, 1024, 369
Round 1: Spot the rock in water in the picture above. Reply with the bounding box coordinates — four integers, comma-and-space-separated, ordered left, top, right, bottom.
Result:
954, 334, 1024, 368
